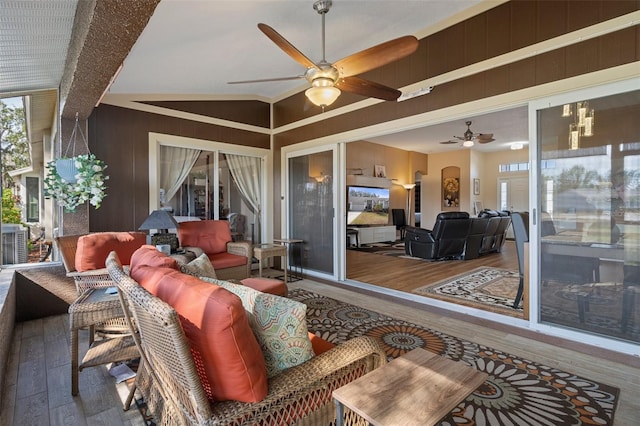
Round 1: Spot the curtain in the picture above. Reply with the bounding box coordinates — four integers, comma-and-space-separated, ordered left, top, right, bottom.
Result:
160, 145, 201, 205
225, 154, 261, 241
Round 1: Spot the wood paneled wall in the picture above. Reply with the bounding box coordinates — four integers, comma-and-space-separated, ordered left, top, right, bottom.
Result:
87, 103, 270, 231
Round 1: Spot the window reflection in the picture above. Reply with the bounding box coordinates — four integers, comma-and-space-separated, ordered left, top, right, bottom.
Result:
538, 89, 640, 343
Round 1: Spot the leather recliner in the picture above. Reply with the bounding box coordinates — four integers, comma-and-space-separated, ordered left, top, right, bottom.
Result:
405, 212, 471, 260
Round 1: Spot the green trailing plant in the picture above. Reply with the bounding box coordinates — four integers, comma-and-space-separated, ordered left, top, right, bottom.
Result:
44, 154, 109, 212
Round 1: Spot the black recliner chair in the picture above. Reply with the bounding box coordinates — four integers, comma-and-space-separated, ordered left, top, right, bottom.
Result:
405, 212, 471, 260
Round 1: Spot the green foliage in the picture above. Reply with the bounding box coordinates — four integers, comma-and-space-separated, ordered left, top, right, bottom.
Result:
43, 154, 109, 212
0, 100, 30, 188
2, 188, 23, 224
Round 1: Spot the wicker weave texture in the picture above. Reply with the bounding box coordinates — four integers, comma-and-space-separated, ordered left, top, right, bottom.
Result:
106, 252, 386, 426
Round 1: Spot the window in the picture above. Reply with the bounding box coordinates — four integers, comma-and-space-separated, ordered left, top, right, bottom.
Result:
25, 176, 39, 222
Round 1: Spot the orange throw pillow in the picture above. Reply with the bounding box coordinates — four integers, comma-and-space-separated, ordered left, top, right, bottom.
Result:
139, 269, 268, 403
178, 220, 231, 254
129, 245, 179, 277
75, 232, 146, 272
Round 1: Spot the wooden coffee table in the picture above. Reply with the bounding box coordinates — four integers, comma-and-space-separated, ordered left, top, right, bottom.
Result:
333, 348, 488, 426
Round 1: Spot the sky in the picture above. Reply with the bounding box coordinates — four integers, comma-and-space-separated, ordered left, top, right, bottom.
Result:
0, 97, 23, 109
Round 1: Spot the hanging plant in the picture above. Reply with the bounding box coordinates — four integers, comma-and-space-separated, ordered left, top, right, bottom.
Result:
44, 153, 109, 212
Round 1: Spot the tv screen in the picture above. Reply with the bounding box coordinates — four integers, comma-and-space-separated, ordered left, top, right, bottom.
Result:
347, 186, 390, 225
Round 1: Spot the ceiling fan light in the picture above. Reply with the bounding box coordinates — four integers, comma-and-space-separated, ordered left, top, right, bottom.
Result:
306, 86, 341, 107
462, 140, 474, 148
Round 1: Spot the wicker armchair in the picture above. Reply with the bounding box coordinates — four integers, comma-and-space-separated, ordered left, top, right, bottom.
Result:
55, 232, 146, 337
106, 251, 387, 426
177, 220, 253, 280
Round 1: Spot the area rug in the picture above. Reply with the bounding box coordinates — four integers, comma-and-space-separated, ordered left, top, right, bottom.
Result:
413, 267, 522, 316
289, 288, 620, 426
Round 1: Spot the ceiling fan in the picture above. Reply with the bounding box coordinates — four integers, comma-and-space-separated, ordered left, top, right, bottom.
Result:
440, 121, 495, 147
228, 0, 419, 109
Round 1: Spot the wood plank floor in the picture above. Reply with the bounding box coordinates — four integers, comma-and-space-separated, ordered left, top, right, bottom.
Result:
0, 315, 144, 426
346, 240, 519, 294
2, 256, 638, 425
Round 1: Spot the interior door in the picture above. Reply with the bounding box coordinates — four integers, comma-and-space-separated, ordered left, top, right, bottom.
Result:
499, 176, 529, 238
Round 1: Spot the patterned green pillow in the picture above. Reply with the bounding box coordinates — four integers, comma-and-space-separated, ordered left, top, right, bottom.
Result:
201, 277, 314, 377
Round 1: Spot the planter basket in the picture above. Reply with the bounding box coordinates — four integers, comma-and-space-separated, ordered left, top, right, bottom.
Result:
55, 158, 78, 183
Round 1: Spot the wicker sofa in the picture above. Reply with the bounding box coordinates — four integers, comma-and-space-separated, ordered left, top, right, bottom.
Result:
106, 246, 386, 425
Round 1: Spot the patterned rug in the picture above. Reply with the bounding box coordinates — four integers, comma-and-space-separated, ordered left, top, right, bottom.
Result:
413, 267, 522, 316
289, 288, 620, 426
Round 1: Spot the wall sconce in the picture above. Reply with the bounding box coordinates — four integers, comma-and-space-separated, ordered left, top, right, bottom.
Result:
510, 142, 524, 150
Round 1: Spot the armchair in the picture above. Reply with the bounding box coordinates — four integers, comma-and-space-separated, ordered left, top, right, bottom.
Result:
404, 212, 471, 260
177, 220, 252, 280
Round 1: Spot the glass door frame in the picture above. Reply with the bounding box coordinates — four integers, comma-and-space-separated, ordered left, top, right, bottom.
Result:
148, 132, 271, 241
282, 143, 341, 281
527, 76, 640, 356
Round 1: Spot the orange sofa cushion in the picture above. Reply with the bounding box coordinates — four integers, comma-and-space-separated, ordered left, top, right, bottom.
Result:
75, 232, 147, 272
309, 333, 336, 355
132, 265, 268, 403
129, 245, 179, 277
178, 220, 232, 255
209, 251, 248, 269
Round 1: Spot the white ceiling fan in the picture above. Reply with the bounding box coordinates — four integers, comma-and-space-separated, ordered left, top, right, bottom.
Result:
439, 121, 495, 147
228, 0, 419, 109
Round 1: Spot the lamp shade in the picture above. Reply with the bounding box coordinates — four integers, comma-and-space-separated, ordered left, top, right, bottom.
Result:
138, 210, 178, 232
305, 86, 341, 107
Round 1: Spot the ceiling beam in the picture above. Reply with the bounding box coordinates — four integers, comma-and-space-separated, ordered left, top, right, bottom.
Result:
60, 0, 160, 120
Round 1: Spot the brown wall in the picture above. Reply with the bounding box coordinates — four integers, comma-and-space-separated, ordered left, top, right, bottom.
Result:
87, 103, 270, 231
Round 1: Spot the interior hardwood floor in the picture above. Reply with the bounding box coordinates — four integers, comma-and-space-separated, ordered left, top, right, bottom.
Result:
346, 239, 519, 294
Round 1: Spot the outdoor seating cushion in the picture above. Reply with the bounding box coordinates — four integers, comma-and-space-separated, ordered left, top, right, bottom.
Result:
240, 277, 288, 297
129, 244, 179, 274
179, 253, 218, 279
130, 248, 268, 403
178, 220, 232, 254
202, 277, 314, 378
75, 231, 146, 272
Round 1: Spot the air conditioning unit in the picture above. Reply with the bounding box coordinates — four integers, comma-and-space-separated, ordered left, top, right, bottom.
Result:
2, 224, 28, 264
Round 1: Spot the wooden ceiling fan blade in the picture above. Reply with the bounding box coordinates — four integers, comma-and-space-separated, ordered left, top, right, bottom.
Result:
228, 75, 305, 84
334, 36, 419, 77
258, 23, 317, 69
336, 76, 401, 101
477, 138, 496, 144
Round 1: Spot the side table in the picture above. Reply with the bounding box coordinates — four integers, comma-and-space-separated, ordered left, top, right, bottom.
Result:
333, 348, 488, 426
274, 238, 303, 281
253, 244, 287, 283
69, 288, 138, 395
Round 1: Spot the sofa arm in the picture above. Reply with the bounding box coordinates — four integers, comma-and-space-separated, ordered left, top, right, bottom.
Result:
226, 240, 252, 259
210, 335, 386, 424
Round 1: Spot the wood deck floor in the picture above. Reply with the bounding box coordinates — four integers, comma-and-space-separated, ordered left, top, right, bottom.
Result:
1, 251, 638, 425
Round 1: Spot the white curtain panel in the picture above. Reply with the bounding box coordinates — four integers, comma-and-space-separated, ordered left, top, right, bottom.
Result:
225, 154, 261, 233
160, 145, 201, 204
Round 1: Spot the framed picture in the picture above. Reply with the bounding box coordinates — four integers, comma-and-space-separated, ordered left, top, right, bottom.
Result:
473, 178, 480, 195
374, 164, 386, 178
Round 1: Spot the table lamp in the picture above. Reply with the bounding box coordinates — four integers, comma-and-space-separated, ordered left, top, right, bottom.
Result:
138, 210, 179, 252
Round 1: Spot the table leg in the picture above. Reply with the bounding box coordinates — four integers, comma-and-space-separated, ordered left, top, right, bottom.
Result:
334, 399, 344, 426
71, 328, 79, 396
258, 257, 263, 277
283, 253, 287, 284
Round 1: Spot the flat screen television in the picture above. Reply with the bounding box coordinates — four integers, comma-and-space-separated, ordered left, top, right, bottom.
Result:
347, 186, 390, 225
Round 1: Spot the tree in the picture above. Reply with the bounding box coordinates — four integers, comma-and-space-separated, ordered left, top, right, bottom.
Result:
0, 99, 30, 188
1, 188, 22, 224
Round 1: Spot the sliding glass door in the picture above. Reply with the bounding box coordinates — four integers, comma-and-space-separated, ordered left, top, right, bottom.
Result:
287, 147, 336, 277
534, 84, 640, 345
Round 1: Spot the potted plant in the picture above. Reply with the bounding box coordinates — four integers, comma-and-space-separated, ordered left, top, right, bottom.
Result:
44, 153, 109, 212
